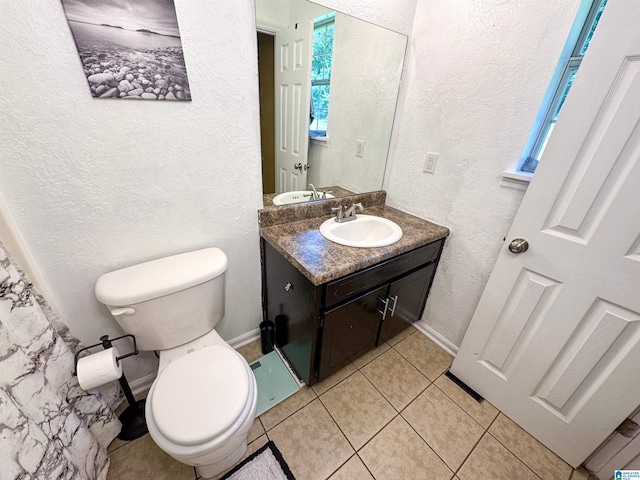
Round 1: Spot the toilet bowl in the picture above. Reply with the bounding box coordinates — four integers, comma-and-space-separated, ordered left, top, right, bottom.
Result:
95, 248, 257, 478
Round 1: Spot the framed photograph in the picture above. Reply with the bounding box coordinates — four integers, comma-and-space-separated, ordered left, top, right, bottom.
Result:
60, 0, 192, 101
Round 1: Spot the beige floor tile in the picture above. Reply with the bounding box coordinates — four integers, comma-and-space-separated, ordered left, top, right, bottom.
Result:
236, 339, 263, 364
328, 455, 374, 480
246, 417, 265, 444
353, 342, 390, 369
489, 413, 572, 480
394, 332, 453, 381
402, 385, 484, 471
386, 325, 418, 346
434, 375, 499, 429
359, 416, 453, 480
320, 371, 396, 449
457, 434, 539, 480
107, 434, 195, 480
259, 385, 316, 431
312, 362, 357, 396
267, 399, 354, 480
361, 349, 430, 411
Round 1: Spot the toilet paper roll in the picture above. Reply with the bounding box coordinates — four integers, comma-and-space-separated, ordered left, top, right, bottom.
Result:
77, 347, 123, 391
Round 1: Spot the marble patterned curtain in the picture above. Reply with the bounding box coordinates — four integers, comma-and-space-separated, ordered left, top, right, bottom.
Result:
0, 242, 122, 479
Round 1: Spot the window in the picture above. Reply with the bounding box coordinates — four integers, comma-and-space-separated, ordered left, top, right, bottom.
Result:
310, 13, 335, 138
519, 0, 607, 173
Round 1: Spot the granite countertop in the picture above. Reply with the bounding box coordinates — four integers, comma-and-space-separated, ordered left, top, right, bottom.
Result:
260, 204, 450, 285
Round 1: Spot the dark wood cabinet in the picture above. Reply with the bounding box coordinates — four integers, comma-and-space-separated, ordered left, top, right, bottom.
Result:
261, 238, 444, 385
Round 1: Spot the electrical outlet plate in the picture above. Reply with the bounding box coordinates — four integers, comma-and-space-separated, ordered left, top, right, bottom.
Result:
356, 140, 365, 157
423, 152, 439, 174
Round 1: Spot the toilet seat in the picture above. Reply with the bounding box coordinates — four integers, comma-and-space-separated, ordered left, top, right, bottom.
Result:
151, 345, 251, 446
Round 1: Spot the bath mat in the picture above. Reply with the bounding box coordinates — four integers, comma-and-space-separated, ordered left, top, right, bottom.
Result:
220, 441, 295, 480
250, 350, 300, 416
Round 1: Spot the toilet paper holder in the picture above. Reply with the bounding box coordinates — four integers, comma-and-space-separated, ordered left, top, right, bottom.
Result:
73, 334, 148, 441
72, 334, 138, 375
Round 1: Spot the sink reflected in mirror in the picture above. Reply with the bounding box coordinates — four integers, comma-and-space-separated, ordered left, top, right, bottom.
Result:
256, 0, 407, 207
319, 215, 403, 248
272, 190, 336, 206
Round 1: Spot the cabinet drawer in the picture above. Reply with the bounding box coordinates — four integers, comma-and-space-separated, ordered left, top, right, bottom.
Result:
325, 239, 443, 308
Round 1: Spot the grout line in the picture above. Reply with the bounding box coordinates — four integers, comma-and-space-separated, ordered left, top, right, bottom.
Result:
396, 411, 455, 477
485, 430, 543, 480
356, 452, 378, 480
259, 387, 318, 433
429, 379, 487, 432
451, 429, 491, 479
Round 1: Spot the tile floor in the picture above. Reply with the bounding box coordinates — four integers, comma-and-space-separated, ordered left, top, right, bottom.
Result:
106, 327, 595, 480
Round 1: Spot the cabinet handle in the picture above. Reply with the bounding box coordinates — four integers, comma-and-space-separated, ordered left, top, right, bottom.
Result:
377, 297, 389, 320
388, 295, 398, 317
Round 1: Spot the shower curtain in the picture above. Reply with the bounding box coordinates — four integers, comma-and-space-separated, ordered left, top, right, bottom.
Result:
0, 242, 122, 479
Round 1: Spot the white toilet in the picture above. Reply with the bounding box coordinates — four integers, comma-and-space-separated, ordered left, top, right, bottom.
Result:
95, 247, 257, 479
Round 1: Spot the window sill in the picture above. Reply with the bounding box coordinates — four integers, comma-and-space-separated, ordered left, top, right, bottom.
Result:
500, 170, 533, 191
310, 136, 329, 147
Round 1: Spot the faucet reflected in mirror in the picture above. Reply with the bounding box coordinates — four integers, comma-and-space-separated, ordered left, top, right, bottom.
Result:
256, 0, 407, 207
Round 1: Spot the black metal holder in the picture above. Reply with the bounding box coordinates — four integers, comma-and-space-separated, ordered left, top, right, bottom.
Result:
73, 334, 148, 441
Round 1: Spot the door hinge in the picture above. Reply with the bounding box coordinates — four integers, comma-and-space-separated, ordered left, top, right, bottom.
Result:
318, 316, 324, 328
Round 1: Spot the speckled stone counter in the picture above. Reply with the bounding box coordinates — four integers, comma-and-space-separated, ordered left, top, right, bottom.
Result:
260, 203, 450, 286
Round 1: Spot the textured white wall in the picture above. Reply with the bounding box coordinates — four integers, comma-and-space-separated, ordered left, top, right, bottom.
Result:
0, 0, 264, 382
384, 0, 581, 346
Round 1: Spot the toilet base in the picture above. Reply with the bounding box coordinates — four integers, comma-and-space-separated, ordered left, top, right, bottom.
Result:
196, 439, 248, 479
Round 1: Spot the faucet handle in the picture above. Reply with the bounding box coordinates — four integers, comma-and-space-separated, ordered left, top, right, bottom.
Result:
353, 202, 364, 212
321, 190, 333, 199
331, 206, 343, 221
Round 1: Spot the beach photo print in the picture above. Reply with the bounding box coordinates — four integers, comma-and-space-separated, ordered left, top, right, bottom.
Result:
60, 0, 192, 101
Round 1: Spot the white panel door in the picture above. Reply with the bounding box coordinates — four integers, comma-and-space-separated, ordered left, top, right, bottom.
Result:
451, 0, 640, 467
274, 19, 312, 193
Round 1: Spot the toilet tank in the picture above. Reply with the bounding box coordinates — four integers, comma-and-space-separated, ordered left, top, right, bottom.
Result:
95, 248, 228, 351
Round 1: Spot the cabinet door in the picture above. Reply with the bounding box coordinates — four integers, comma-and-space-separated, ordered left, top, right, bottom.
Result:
318, 285, 387, 380
262, 241, 322, 386
379, 264, 436, 342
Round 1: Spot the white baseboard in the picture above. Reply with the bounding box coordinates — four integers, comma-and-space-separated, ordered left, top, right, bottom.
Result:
129, 373, 156, 396
413, 322, 459, 357
228, 328, 261, 350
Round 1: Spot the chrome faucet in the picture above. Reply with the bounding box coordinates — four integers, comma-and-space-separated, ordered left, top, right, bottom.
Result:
321, 190, 333, 199
307, 184, 318, 200
331, 202, 364, 223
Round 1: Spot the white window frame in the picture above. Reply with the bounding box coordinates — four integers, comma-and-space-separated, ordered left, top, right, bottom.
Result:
310, 13, 335, 139
517, 0, 607, 174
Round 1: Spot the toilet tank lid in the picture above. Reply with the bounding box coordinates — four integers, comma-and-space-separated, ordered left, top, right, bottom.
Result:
95, 247, 228, 307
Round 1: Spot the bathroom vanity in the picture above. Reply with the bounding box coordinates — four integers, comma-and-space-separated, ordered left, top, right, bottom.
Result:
259, 194, 449, 385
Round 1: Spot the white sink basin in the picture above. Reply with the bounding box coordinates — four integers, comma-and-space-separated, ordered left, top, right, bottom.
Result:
319, 214, 403, 248
272, 190, 335, 206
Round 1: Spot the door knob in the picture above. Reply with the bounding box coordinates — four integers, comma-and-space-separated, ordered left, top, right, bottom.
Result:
508, 238, 529, 254
294, 163, 303, 170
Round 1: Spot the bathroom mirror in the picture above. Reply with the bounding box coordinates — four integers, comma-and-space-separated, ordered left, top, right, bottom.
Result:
256, 0, 407, 207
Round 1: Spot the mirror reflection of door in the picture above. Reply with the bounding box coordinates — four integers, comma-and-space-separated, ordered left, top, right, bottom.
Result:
274, 17, 313, 193
255, 0, 407, 200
